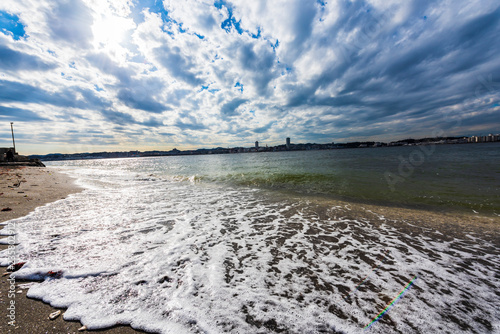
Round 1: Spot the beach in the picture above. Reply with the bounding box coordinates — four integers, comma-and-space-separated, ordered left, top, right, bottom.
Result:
0, 150, 498, 333
0, 166, 141, 333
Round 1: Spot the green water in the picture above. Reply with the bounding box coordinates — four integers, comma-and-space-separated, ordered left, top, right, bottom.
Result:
169, 143, 499, 215
51, 142, 500, 215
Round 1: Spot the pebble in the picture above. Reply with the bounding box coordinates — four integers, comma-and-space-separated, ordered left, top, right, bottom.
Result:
49, 310, 62, 320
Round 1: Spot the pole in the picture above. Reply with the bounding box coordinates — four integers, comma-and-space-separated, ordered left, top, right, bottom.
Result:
10, 122, 15, 153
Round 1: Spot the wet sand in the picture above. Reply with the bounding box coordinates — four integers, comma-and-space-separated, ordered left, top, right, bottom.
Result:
0, 167, 143, 333
277, 190, 500, 245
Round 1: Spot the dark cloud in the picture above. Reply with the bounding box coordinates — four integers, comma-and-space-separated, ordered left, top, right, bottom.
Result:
142, 117, 164, 127
0, 106, 48, 122
252, 121, 275, 133
86, 53, 134, 85
279, 2, 500, 141
0, 80, 111, 110
237, 42, 277, 95
100, 110, 164, 128
47, 0, 94, 47
0, 80, 49, 103
220, 98, 247, 117
0, 45, 57, 72
77, 88, 113, 110
100, 110, 136, 126
117, 88, 168, 113
158, 131, 175, 137
87, 53, 170, 113
174, 116, 207, 130
289, 1, 317, 54
456, 6, 500, 44
154, 45, 203, 86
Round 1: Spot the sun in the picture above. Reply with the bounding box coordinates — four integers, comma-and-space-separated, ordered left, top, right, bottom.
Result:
92, 14, 132, 49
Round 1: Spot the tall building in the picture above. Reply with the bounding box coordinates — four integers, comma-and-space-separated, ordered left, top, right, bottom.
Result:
286, 137, 290, 150
255, 141, 259, 149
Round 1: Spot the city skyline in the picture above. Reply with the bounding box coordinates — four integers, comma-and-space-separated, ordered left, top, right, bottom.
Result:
29, 133, 500, 161
1, 1, 500, 155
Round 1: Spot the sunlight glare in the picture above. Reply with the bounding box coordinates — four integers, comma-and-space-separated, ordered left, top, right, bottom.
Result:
92, 14, 131, 48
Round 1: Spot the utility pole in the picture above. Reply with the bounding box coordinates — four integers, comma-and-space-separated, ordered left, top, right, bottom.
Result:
10, 122, 16, 153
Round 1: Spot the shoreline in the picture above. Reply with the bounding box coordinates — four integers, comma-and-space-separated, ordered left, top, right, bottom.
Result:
0, 167, 143, 333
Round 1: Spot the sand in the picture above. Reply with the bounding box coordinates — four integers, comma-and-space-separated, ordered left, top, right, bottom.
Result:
0, 167, 144, 333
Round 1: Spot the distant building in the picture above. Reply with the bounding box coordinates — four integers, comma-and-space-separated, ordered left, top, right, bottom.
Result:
286, 137, 290, 150
466, 134, 500, 143
255, 141, 259, 149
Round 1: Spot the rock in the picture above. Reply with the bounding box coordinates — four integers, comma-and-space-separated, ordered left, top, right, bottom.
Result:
29, 158, 46, 167
47, 270, 63, 278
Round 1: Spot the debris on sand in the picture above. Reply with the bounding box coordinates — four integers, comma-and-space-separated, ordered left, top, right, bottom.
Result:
7, 262, 26, 272
49, 310, 62, 320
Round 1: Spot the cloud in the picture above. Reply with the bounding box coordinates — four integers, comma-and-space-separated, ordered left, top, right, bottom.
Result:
153, 44, 203, 86
0, 0, 499, 154
174, 117, 207, 131
117, 87, 168, 113
164, 0, 223, 36
252, 121, 275, 133
0, 44, 56, 71
100, 109, 164, 128
0, 80, 111, 110
236, 41, 277, 95
86, 53, 134, 84
220, 98, 247, 117
0, 106, 48, 121
46, 0, 94, 47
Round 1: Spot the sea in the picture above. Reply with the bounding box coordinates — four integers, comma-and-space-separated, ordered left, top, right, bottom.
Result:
1, 143, 499, 333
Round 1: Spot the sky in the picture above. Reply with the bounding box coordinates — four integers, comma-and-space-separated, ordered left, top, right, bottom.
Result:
0, 0, 499, 155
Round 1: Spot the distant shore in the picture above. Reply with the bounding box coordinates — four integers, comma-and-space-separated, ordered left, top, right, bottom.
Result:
29, 136, 500, 162
0, 167, 142, 333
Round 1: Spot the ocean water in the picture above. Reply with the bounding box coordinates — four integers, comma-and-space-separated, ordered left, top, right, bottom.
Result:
1, 144, 499, 333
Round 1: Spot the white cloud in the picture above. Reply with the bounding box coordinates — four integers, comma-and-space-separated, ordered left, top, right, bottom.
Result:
164, 0, 225, 36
